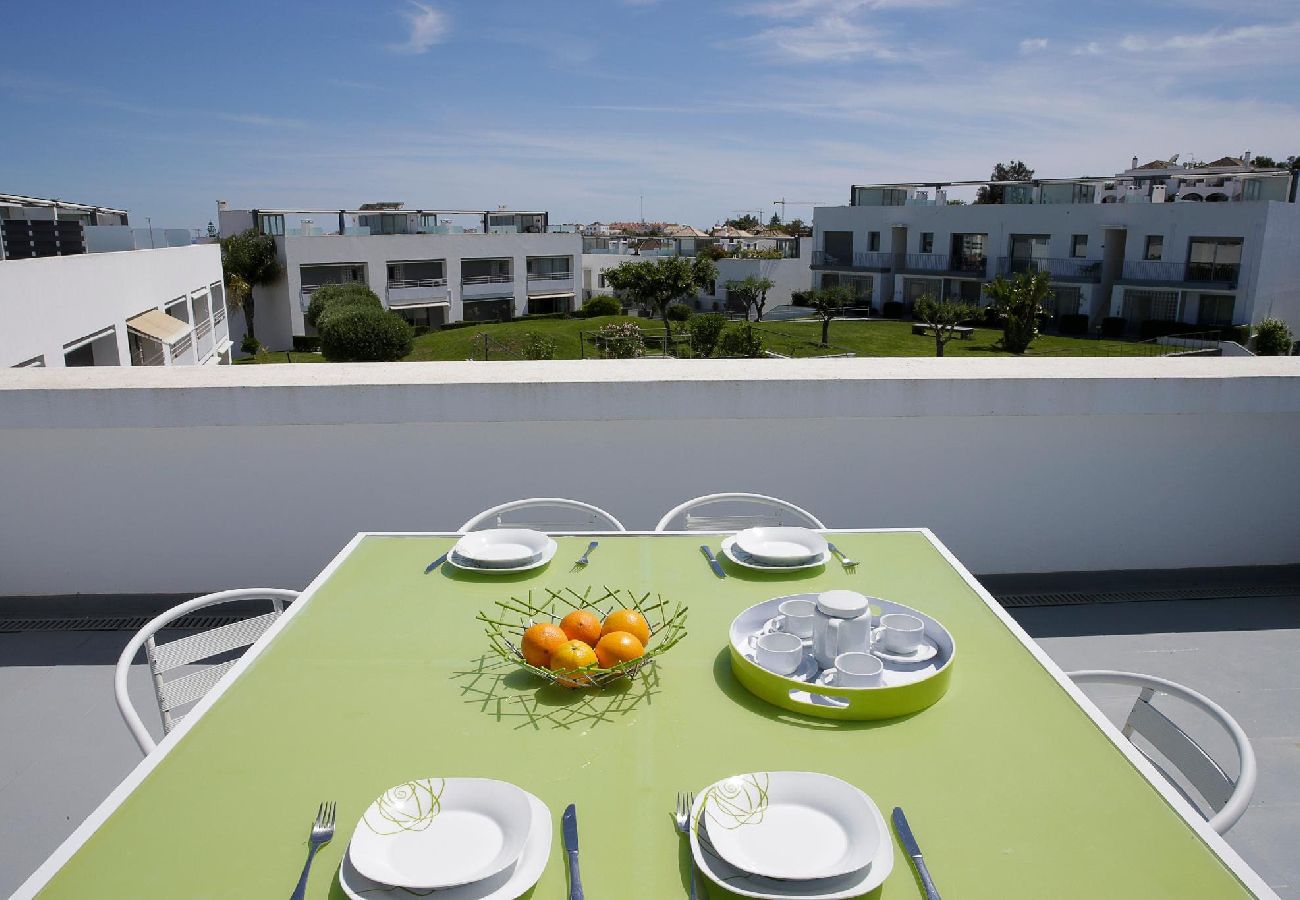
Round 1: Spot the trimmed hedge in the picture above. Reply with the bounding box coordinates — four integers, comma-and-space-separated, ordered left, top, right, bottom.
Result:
882, 301, 904, 319
440, 318, 503, 331
577, 295, 621, 318
1101, 317, 1126, 339
519, 312, 568, 321
319, 307, 413, 361
306, 283, 383, 329
1058, 314, 1089, 336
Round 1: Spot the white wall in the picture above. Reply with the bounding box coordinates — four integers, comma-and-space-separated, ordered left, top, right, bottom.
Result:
1, 358, 1298, 596
0, 245, 223, 367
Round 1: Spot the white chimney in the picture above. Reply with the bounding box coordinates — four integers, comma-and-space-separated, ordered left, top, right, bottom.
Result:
1243, 151, 1252, 167
1131, 156, 1138, 170
217, 200, 228, 211
1151, 184, 1166, 203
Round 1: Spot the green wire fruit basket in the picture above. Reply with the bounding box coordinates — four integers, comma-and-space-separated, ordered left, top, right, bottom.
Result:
478, 586, 688, 688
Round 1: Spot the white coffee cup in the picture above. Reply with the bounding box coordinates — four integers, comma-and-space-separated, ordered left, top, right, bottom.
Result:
774, 598, 817, 639
833, 651, 884, 687
753, 631, 804, 676
879, 613, 925, 654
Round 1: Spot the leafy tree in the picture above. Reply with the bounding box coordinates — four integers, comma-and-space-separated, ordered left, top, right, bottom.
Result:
768, 212, 782, 229
718, 323, 766, 358
305, 282, 381, 328
803, 284, 855, 346
698, 243, 728, 261
724, 213, 761, 231
725, 275, 775, 321
220, 228, 281, 341
1253, 317, 1292, 356
604, 255, 718, 340
785, 218, 808, 236
975, 160, 1034, 204
686, 313, 728, 357
985, 271, 1051, 353
913, 295, 978, 357
1251, 155, 1277, 169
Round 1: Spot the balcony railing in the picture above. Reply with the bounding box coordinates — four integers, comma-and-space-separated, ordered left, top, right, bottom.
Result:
998, 257, 1103, 281
526, 272, 573, 281
195, 318, 213, 339
1120, 260, 1240, 287
387, 278, 447, 290
811, 250, 893, 270
899, 253, 950, 274
130, 339, 167, 367
213, 305, 227, 325
461, 274, 514, 285
170, 334, 193, 362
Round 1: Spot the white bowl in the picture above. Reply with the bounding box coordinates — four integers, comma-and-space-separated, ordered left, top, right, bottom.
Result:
697, 772, 880, 881
733, 527, 828, 565
453, 529, 551, 568
348, 777, 531, 890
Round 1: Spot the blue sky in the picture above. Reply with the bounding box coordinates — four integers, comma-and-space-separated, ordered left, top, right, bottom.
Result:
2, 0, 1298, 229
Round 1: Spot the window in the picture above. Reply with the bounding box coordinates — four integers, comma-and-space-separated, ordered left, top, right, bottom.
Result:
920, 232, 934, 254
1122, 289, 1179, 323
1144, 235, 1163, 261
1196, 294, 1235, 326
462, 258, 512, 281
822, 231, 853, 265
951, 233, 987, 272
257, 214, 285, 236
868, 231, 880, 252
1071, 235, 1088, 258
851, 187, 907, 206
597, 272, 607, 289
1187, 238, 1242, 283
1009, 234, 1050, 260
526, 256, 573, 278
820, 273, 872, 302
1045, 285, 1082, 317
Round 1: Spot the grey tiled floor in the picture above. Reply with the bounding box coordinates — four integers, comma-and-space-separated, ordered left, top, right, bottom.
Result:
1, 597, 1297, 898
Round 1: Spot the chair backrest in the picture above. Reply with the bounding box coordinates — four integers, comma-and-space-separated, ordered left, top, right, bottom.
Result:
1068, 670, 1256, 834
654, 492, 825, 532
458, 497, 626, 533
115, 588, 300, 754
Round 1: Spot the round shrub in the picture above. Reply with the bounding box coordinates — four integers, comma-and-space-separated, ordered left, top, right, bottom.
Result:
305, 283, 382, 328
1253, 317, 1292, 356
686, 313, 728, 358
666, 303, 693, 322
594, 321, 645, 359
578, 295, 621, 318
319, 307, 413, 361
718, 323, 765, 358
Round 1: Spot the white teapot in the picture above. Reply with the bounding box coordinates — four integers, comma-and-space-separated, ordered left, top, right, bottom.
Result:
812, 590, 873, 669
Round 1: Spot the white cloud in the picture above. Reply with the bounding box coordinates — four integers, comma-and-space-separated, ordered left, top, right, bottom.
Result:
1118, 19, 1300, 52
1019, 37, 1049, 53
740, 15, 902, 62
389, 1, 448, 55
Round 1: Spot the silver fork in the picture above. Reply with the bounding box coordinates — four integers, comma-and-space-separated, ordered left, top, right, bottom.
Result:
827, 542, 858, 572
674, 791, 705, 899
571, 540, 599, 571
290, 801, 335, 900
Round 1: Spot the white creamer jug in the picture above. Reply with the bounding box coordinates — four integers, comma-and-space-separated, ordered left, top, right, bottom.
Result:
812, 589, 872, 668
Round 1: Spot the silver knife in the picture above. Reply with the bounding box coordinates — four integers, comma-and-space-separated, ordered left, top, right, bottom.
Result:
699, 545, 726, 578
562, 803, 584, 900
423, 551, 449, 574
892, 806, 940, 900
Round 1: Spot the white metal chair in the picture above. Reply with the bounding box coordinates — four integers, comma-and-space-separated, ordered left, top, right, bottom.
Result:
458, 498, 626, 533
115, 589, 300, 754
654, 492, 826, 532
1068, 670, 1256, 834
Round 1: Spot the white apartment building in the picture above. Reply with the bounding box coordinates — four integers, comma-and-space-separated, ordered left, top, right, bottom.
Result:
811, 159, 1300, 334
1, 194, 229, 368
217, 203, 581, 350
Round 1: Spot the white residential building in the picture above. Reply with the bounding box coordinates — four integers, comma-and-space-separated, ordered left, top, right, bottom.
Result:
1, 194, 229, 368
811, 159, 1300, 334
217, 203, 581, 350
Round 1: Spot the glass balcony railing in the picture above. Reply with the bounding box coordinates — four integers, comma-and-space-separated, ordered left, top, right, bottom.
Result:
811, 250, 893, 269
1120, 260, 1239, 287
998, 257, 1103, 281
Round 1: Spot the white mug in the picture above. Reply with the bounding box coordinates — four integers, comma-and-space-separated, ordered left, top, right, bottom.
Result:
879, 613, 925, 654
834, 651, 884, 688
774, 598, 817, 639
753, 631, 804, 676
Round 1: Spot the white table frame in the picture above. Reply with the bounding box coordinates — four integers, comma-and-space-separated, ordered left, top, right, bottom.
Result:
13, 529, 1278, 899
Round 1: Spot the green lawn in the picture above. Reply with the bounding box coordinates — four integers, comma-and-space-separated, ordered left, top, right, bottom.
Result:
238, 315, 1166, 363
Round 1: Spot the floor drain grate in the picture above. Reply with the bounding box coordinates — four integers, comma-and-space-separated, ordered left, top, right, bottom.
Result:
996, 583, 1300, 608
0, 614, 253, 633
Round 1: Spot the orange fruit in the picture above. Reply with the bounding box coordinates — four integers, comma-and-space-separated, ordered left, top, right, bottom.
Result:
521, 622, 568, 668
560, 610, 603, 646
601, 608, 650, 646
549, 639, 598, 687
595, 631, 645, 669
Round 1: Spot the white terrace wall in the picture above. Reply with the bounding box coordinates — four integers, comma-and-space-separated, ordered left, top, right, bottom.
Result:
1, 358, 1298, 596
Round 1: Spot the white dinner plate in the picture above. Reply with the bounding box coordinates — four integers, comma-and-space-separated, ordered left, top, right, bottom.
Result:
453, 529, 552, 568
732, 527, 829, 566
690, 777, 893, 900
695, 772, 880, 881
721, 536, 829, 572
340, 791, 552, 900
447, 537, 557, 573
871, 627, 940, 664
348, 778, 532, 890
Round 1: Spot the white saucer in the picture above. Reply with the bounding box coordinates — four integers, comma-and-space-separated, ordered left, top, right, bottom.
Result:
871, 628, 939, 664
690, 778, 894, 899
447, 538, 556, 574
722, 536, 829, 572
340, 791, 550, 900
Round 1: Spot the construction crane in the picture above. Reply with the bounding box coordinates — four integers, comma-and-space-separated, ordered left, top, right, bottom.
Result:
772, 198, 827, 222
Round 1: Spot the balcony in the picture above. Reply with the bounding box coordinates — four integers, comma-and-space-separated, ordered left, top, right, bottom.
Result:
526, 272, 574, 294
194, 318, 214, 360
897, 254, 988, 277
461, 273, 515, 298
998, 257, 1103, 282
386, 278, 449, 307
1120, 261, 1239, 288
811, 250, 893, 271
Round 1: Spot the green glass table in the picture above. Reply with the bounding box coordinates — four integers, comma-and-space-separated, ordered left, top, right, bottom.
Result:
20, 531, 1272, 898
